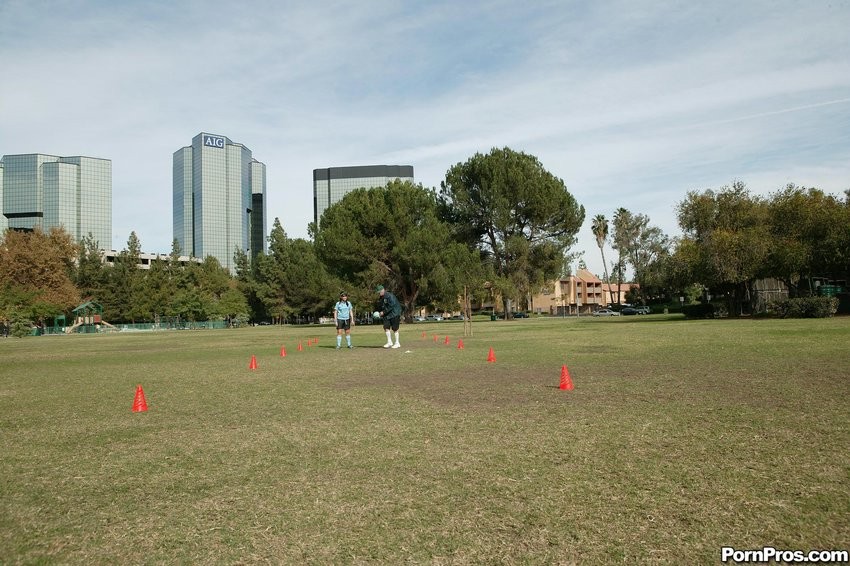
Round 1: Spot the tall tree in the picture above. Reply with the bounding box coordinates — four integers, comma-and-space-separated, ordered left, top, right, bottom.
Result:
278, 237, 337, 320
259, 220, 297, 321
440, 147, 585, 314
316, 180, 460, 319
766, 184, 850, 295
612, 208, 670, 301
676, 181, 770, 314
140, 257, 175, 322
101, 232, 145, 323
591, 214, 614, 303
233, 247, 269, 322
0, 227, 80, 326
611, 208, 634, 304
74, 233, 106, 301
246, 219, 337, 322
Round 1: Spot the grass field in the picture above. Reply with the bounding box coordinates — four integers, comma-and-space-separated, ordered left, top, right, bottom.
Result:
1, 316, 848, 564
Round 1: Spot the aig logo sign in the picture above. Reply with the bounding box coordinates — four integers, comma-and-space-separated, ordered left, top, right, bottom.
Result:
203, 135, 225, 149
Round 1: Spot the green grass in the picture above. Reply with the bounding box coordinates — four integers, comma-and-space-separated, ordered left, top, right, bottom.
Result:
1, 316, 848, 564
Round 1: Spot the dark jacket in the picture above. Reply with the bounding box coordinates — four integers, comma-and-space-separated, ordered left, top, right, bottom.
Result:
377, 291, 402, 319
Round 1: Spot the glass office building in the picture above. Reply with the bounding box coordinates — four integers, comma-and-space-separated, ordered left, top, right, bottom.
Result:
313, 165, 414, 227
0, 153, 112, 247
0, 161, 6, 233
250, 160, 267, 260
173, 133, 266, 271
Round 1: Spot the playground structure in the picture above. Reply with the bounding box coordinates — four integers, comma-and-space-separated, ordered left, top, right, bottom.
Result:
66, 301, 117, 334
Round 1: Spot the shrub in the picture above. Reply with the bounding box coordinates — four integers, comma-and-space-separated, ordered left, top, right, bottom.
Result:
10, 315, 32, 338
682, 303, 717, 319
769, 297, 838, 318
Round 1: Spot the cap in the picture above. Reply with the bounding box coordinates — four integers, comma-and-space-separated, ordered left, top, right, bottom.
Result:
340, 291, 348, 297
375, 285, 384, 292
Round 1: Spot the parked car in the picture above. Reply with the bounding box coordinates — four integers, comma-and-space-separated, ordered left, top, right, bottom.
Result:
592, 308, 620, 317
412, 315, 426, 322
511, 311, 530, 318
450, 314, 465, 321
635, 306, 651, 315
425, 314, 443, 321
620, 307, 638, 315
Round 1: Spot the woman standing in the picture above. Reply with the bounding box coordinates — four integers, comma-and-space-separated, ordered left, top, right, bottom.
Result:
334, 292, 355, 349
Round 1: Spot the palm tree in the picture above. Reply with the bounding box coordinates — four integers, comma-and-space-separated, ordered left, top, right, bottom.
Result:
612, 208, 632, 306
591, 214, 614, 305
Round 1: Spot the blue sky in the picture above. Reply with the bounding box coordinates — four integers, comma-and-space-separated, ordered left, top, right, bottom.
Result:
2, 0, 849, 277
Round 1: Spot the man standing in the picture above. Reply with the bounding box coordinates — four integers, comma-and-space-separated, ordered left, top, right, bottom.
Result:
375, 285, 402, 349
334, 292, 355, 349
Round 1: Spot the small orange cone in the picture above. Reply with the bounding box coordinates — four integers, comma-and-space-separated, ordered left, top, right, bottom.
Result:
132, 385, 148, 412
249, 355, 258, 370
487, 347, 496, 362
559, 365, 574, 390
280, 346, 286, 357
297, 341, 303, 352
457, 339, 464, 350
433, 334, 438, 343
422, 331, 426, 339
444, 336, 450, 345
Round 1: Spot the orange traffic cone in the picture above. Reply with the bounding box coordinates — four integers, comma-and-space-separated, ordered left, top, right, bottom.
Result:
132, 385, 148, 412
249, 355, 258, 370
457, 339, 464, 349
433, 334, 438, 343
559, 365, 574, 390
444, 336, 450, 345
487, 347, 496, 362
280, 346, 286, 357
422, 331, 426, 339
297, 341, 303, 352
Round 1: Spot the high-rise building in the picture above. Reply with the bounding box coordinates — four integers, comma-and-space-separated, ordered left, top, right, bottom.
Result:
313, 165, 414, 226
0, 153, 112, 247
173, 132, 266, 271
0, 161, 6, 234
250, 159, 267, 260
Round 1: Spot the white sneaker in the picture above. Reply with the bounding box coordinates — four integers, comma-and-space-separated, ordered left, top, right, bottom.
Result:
392, 343, 401, 349
383, 342, 393, 348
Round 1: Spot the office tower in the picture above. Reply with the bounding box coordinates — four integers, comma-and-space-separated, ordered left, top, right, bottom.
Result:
0, 161, 5, 233
313, 165, 414, 226
250, 159, 267, 259
0, 153, 112, 247
173, 132, 267, 271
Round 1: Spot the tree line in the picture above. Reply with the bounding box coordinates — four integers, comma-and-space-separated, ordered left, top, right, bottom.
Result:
2, 148, 848, 333
590, 181, 849, 312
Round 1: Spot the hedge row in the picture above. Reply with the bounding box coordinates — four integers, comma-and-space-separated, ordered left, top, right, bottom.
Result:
768, 297, 838, 318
